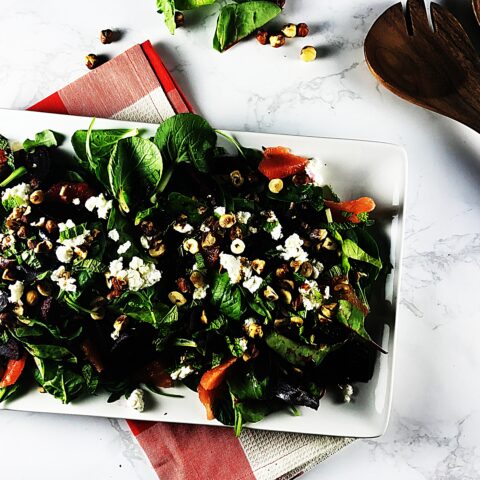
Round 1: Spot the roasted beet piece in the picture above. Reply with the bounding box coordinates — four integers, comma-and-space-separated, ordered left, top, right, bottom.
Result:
46, 182, 96, 203
0, 291, 8, 313
0, 338, 22, 360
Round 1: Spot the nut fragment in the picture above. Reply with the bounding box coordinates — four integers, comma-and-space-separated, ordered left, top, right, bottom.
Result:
300, 46, 317, 62
268, 178, 284, 194
100, 29, 114, 44
310, 228, 328, 241
219, 214, 236, 229
190, 271, 206, 289
281, 23, 297, 38
25, 290, 39, 306
149, 240, 166, 257
90, 306, 106, 321
37, 282, 52, 297
34, 240, 53, 254
275, 264, 289, 278
168, 291, 187, 306
290, 260, 303, 272
256, 29, 269, 45
280, 289, 292, 304
297, 23, 310, 37
300, 261, 313, 278
29, 190, 45, 205
183, 238, 199, 254
322, 237, 337, 251
176, 277, 191, 294
17, 226, 28, 239
85, 53, 99, 70
200, 309, 208, 325
2, 268, 16, 282
269, 33, 286, 48
280, 279, 295, 290
290, 316, 304, 326
231, 238, 245, 255
251, 259, 266, 275
201, 232, 216, 248
245, 322, 263, 338
174, 11, 185, 28
230, 170, 244, 187
45, 219, 58, 234
263, 286, 279, 301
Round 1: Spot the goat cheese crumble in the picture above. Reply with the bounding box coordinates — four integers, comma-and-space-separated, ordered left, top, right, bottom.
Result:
51, 266, 77, 293
117, 241, 131, 255
305, 157, 325, 186
127, 388, 145, 412
108, 229, 120, 242
1, 182, 31, 208
242, 275, 263, 293
108, 256, 162, 292
8, 281, 24, 304
277, 234, 308, 262
85, 193, 113, 219
170, 365, 194, 380
298, 280, 323, 311
237, 211, 251, 224
193, 285, 209, 300
219, 253, 251, 284
214, 206, 225, 216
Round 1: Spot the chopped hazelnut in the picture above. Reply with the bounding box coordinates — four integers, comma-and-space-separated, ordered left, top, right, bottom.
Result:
230, 170, 244, 187
29, 190, 44, 205
300, 46, 317, 62
268, 178, 284, 194
231, 238, 245, 255
280, 289, 292, 304
34, 240, 53, 254
90, 306, 106, 321
200, 309, 208, 325
290, 316, 304, 326
2, 268, 16, 282
251, 259, 266, 275
45, 219, 58, 234
322, 237, 337, 250
300, 261, 313, 278
219, 214, 236, 229
25, 290, 39, 306
183, 238, 199, 254
256, 30, 269, 45
190, 271, 206, 289
149, 240, 166, 258
168, 291, 187, 306
263, 286, 279, 301
85, 54, 99, 70
280, 279, 295, 290
269, 33, 286, 48
17, 226, 28, 239
297, 23, 310, 37
100, 29, 114, 44
201, 232, 216, 248
281, 23, 297, 38
37, 282, 52, 297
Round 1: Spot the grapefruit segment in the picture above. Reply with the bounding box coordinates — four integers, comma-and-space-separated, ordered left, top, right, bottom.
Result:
258, 146, 309, 180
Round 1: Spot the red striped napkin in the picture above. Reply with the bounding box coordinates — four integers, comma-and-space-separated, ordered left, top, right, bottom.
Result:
28, 41, 353, 480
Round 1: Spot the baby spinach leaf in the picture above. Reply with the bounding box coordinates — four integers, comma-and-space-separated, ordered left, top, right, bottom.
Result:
336, 299, 386, 353
108, 137, 163, 213
72, 127, 139, 166
341, 239, 382, 270
211, 272, 245, 320
154, 113, 217, 190
213, 2, 281, 52
23, 130, 57, 153
25, 344, 78, 363
167, 192, 206, 225
33, 358, 85, 404
82, 364, 100, 394
157, 0, 177, 34
265, 332, 334, 367
228, 367, 270, 401
274, 381, 320, 409
177, 0, 216, 9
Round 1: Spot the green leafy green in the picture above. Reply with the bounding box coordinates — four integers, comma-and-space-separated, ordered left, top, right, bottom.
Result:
155, 113, 216, 190
108, 136, 163, 213
211, 272, 245, 321
265, 332, 335, 367
342, 239, 382, 270
23, 130, 57, 153
167, 192, 206, 224
213, 2, 281, 52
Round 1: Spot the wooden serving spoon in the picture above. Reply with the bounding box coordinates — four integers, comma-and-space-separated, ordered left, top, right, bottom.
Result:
365, 0, 480, 133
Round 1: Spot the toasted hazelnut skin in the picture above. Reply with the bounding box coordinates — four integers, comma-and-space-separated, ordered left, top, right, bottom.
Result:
297, 23, 310, 37
219, 214, 236, 229
300, 46, 317, 62
269, 33, 286, 48
100, 29, 114, 44
256, 29, 269, 45
281, 23, 297, 38
85, 54, 99, 70
175, 11, 185, 28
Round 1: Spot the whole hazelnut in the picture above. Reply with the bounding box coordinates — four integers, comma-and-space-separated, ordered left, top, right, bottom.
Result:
100, 29, 114, 45
297, 23, 310, 38
85, 54, 99, 70
281, 23, 297, 38
300, 46, 317, 62
174, 11, 185, 28
256, 30, 269, 46
45, 219, 58, 234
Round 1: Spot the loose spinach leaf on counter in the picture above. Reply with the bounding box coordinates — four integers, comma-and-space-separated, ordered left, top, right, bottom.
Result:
23, 130, 57, 153
155, 113, 217, 190
157, 0, 216, 34
108, 136, 163, 213
213, 2, 281, 52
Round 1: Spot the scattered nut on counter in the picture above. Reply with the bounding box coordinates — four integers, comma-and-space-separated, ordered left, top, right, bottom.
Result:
85, 53, 99, 70
269, 33, 286, 48
297, 23, 310, 37
175, 11, 185, 28
281, 23, 297, 38
300, 46, 317, 62
256, 29, 269, 45
100, 29, 114, 44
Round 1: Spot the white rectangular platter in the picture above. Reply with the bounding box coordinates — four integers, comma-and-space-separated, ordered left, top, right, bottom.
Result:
0, 108, 407, 438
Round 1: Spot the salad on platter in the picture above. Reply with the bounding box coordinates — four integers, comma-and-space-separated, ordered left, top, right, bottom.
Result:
0, 113, 386, 435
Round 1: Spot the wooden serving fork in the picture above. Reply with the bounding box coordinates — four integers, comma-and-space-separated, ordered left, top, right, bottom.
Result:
365, 0, 480, 133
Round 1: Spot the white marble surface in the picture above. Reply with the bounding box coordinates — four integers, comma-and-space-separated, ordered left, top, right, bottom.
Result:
0, 0, 479, 479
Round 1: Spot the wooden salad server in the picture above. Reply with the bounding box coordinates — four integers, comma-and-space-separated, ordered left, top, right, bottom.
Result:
365, 0, 480, 133
474, 0, 480, 25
